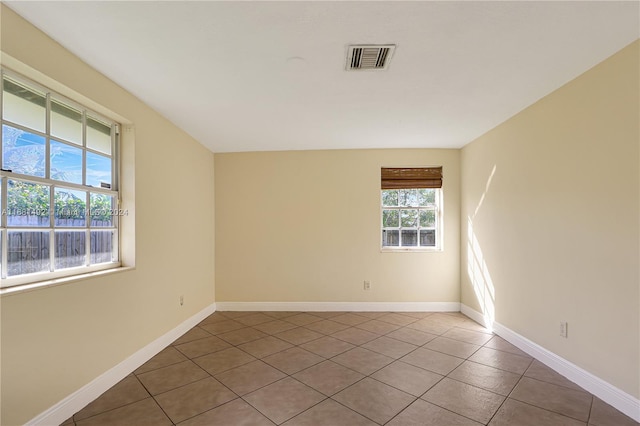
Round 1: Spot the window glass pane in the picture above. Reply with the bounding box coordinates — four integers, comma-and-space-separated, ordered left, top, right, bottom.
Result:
1, 71, 120, 283
87, 116, 112, 155
382, 210, 399, 227
419, 210, 436, 227
399, 189, 418, 206
420, 230, 436, 247
54, 188, 86, 227
86, 152, 112, 188
2, 77, 46, 132
401, 230, 418, 246
418, 189, 436, 206
90, 193, 114, 227
51, 100, 82, 145
400, 209, 418, 227
7, 231, 50, 276
2, 124, 45, 177
90, 230, 113, 264
381, 190, 398, 206
50, 140, 83, 184
55, 231, 86, 269
7, 180, 50, 227
382, 230, 399, 247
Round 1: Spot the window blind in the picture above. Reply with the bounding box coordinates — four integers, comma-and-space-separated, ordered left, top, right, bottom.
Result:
381, 167, 443, 189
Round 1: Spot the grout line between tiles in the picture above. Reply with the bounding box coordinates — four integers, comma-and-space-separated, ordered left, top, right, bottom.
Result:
507, 375, 594, 423
65, 312, 630, 426
586, 394, 595, 425
484, 356, 533, 425
328, 390, 396, 426
73, 396, 158, 425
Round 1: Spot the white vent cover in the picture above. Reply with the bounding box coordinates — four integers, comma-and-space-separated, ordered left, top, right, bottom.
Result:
346, 44, 396, 70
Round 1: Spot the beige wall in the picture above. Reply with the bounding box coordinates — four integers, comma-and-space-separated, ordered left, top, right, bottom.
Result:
215, 149, 460, 303
0, 6, 216, 425
2, 4, 637, 423
460, 41, 639, 398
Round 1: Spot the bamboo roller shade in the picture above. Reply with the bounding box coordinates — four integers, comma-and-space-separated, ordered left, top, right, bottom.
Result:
381, 167, 443, 189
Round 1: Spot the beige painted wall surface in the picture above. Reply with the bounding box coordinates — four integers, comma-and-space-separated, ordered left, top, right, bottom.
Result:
216, 149, 460, 303
460, 41, 639, 398
0, 7, 215, 425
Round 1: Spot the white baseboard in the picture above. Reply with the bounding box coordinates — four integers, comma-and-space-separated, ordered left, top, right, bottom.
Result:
26, 303, 217, 426
460, 303, 494, 331
216, 301, 461, 312
460, 304, 640, 422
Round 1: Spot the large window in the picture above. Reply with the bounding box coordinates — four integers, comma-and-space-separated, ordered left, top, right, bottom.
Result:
0, 70, 121, 288
381, 167, 442, 250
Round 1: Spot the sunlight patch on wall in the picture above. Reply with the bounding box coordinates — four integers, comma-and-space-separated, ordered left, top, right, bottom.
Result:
467, 217, 496, 329
466, 164, 497, 329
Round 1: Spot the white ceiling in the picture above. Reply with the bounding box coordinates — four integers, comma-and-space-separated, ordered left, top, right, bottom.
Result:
6, 1, 639, 153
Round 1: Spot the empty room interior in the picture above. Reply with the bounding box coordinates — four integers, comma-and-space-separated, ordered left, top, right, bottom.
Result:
0, 2, 638, 426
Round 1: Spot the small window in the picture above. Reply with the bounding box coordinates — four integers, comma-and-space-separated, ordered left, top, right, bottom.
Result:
0, 70, 122, 288
381, 167, 443, 250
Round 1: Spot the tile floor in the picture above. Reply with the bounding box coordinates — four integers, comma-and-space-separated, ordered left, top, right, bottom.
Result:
61, 311, 638, 426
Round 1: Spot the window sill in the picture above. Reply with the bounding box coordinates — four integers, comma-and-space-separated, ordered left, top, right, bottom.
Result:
0, 265, 135, 297
381, 247, 443, 253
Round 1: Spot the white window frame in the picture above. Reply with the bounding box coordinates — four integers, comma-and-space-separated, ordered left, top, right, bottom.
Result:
0, 68, 122, 289
380, 188, 443, 252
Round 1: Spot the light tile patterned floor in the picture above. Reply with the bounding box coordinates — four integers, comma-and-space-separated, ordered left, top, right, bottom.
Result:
62, 311, 638, 426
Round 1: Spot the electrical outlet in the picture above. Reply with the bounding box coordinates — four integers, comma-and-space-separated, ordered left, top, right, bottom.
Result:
560, 321, 568, 338
180, 295, 184, 306
364, 280, 371, 290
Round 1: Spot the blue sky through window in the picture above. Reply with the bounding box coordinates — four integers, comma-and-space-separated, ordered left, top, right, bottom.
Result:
2, 124, 45, 177
2, 126, 111, 187
86, 152, 111, 188
51, 140, 82, 184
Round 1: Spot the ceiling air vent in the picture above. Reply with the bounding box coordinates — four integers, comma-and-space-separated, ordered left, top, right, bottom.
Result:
347, 44, 396, 71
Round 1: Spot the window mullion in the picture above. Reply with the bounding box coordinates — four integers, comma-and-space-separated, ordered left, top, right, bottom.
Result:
112, 129, 119, 263
399, 205, 403, 247
438, 189, 443, 250
47, 131, 54, 228
416, 206, 420, 248
112, 125, 119, 191
49, 184, 55, 272
49, 229, 55, 272
83, 111, 90, 267
45, 93, 51, 180
85, 191, 91, 266
112, 225, 119, 263
0, 172, 118, 194
1, 176, 6, 228
49, 185, 56, 229
46, 94, 55, 272
417, 207, 427, 247
1, 174, 5, 278
0, 120, 48, 139
82, 110, 87, 186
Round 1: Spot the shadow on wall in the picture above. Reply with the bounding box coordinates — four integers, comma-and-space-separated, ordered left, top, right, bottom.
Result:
466, 164, 497, 330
